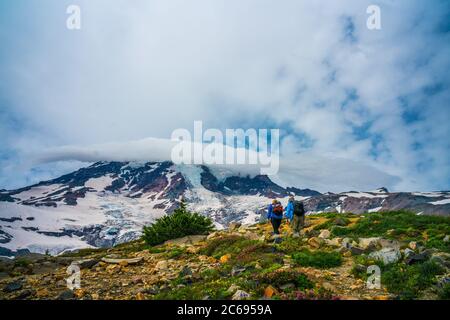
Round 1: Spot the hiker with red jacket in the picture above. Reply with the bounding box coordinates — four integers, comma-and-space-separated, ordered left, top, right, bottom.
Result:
267, 199, 283, 235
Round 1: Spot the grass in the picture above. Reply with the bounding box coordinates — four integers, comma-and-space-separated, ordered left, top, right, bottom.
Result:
330, 211, 450, 252
292, 249, 342, 269
381, 261, 445, 299
313, 217, 351, 230
352, 254, 446, 300
200, 235, 283, 267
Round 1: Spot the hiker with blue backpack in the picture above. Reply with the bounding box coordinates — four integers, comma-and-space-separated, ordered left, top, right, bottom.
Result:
285, 195, 306, 237
267, 199, 284, 235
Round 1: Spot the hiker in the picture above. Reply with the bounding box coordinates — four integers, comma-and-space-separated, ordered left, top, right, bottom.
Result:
267, 199, 283, 235
285, 195, 305, 237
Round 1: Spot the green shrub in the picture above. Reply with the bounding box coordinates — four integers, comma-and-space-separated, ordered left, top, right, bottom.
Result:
382, 261, 445, 300
292, 249, 342, 269
142, 202, 214, 246
438, 283, 450, 300
275, 237, 305, 254
200, 235, 251, 258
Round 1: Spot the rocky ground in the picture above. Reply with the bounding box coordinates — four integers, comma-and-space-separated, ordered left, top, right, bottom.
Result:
1, 211, 449, 300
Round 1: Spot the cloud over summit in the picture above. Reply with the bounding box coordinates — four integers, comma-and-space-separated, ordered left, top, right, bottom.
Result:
0, 0, 449, 191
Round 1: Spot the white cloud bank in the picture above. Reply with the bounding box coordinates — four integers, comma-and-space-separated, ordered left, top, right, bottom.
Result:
32, 137, 399, 193
0, 0, 449, 191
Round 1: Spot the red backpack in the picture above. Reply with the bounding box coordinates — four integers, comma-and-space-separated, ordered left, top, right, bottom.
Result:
272, 203, 283, 216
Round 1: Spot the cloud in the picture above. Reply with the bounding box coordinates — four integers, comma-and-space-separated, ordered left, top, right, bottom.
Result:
0, 0, 449, 191
29, 137, 398, 193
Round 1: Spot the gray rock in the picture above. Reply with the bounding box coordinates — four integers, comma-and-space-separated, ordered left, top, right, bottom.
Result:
358, 237, 381, 251
353, 264, 367, 273
75, 258, 99, 269
350, 247, 365, 256
57, 290, 75, 300
13, 289, 34, 300
403, 248, 415, 260
232, 290, 250, 300
430, 252, 450, 269
369, 247, 401, 264
3, 280, 23, 293
443, 235, 449, 243
231, 266, 246, 276
405, 253, 429, 265
341, 238, 353, 249
378, 239, 400, 249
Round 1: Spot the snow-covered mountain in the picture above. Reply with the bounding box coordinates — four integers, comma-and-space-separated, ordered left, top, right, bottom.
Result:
0, 161, 449, 256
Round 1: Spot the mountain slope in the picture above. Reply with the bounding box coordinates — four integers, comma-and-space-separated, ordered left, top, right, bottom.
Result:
0, 161, 449, 256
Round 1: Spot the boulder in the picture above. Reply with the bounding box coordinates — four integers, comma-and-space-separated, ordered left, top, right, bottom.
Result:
443, 235, 449, 243
3, 280, 23, 293
263, 286, 277, 298
101, 257, 143, 265
75, 258, 99, 269
358, 237, 381, 251
324, 237, 342, 247
341, 238, 353, 249
226, 284, 240, 294
228, 222, 242, 231
369, 248, 401, 265
155, 260, 169, 270
430, 252, 450, 269
350, 247, 365, 256
308, 237, 324, 249
14, 289, 34, 300
232, 290, 250, 300
321, 282, 337, 292
379, 239, 400, 249
57, 289, 75, 300
405, 253, 429, 265
403, 248, 415, 260
231, 266, 246, 276
318, 230, 331, 239
164, 235, 207, 246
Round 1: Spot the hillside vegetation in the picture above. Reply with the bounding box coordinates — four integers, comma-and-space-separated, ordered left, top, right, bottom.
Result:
0, 210, 449, 300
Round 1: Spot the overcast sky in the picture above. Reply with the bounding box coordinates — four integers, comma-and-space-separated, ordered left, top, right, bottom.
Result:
0, 0, 449, 192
